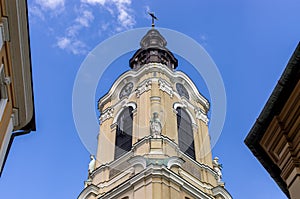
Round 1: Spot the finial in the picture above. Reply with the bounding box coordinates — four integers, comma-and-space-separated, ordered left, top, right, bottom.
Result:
148, 12, 158, 28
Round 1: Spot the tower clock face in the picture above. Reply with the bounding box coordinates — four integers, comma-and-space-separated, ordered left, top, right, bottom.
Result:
176, 83, 189, 99
119, 82, 134, 99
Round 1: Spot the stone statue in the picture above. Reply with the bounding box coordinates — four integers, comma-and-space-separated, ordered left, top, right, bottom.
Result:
150, 112, 162, 138
213, 157, 222, 182
85, 155, 96, 187
88, 155, 96, 175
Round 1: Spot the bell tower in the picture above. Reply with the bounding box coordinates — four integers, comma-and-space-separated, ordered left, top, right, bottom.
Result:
78, 27, 232, 199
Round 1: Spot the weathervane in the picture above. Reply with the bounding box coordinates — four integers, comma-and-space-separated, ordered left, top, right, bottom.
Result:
148, 12, 158, 28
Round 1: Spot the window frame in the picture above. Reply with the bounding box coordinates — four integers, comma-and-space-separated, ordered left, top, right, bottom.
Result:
177, 107, 196, 160
114, 107, 133, 159
0, 64, 8, 120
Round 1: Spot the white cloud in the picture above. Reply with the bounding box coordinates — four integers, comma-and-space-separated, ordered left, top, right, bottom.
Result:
55, 5, 95, 55
112, 0, 135, 30
75, 10, 94, 27
66, 25, 81, 37
30, 0, 138, 55
57, 37, 71, 49
82, 0, 136, 31
116, 4, 134, 28
56, 37, 87, 55
35, 0, 65, 10
29, 5, 45, 20
82, 0, 106, 6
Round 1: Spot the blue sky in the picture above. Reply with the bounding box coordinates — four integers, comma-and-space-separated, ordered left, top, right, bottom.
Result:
1, 0, 299, 198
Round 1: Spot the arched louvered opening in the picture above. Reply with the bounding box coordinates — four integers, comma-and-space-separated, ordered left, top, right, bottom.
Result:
114, 107, 133, 159
177, 107, 195, 160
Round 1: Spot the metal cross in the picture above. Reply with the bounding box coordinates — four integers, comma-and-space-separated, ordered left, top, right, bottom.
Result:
148, 12, 158, 27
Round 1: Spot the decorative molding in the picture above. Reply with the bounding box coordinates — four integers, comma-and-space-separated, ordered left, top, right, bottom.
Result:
167, 157, 185, 169
150, 96, 161, 102
112, 102, 137, 124
90, 151, 133, 178
125, 102, 137, 110
87, 135, 220, 199
158, 79, 173, 97
119, 82, 134, 99
136, 79, 152, 98
98, 63, 209, 111
212, 186, 232, 199
93, 135, 216, 178
99, 100, 137, 125
78, 184, 99, 199
173, 102, 196, 125
99, 165, 213, 199
99, 107, 114, 124
173, 102, 185, 110
128, 156, 146, 170
195, 108, 209, 125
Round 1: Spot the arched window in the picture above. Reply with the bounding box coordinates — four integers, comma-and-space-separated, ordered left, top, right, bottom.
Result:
177, 108, 195, 160
115, 107, 133, 159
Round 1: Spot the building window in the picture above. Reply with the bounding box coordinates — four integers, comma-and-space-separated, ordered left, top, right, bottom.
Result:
0, 64, 8, 119
0, 18, 9, 50
177, 108, 195, 160
0, 24, 4, 49
114, 107, 133, 159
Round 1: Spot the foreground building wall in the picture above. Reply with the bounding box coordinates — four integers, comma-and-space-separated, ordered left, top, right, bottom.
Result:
0, 0, 35, 176
245, 43, 300, 199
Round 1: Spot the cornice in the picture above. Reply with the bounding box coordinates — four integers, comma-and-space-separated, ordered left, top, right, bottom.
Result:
212, 185, 232, 199
99, 165, 215, 199
91, 135, 217, 180
77, 184, 99, 199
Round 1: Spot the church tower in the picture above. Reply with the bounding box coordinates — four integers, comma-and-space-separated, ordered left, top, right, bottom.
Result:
78, 27, 232, 199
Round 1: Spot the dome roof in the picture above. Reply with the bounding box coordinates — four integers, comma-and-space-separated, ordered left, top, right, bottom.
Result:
129, 28, 178, 70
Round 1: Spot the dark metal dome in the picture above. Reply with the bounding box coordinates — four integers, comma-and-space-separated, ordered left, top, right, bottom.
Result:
129, 29, 178, 70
